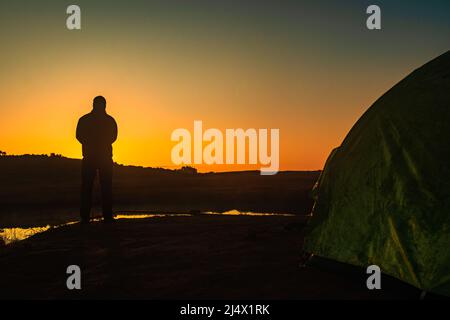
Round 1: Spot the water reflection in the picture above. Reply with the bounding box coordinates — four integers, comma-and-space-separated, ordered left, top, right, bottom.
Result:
0, 221, 79, 245
205, 209, 295, 216
0, 210, 293, 245
0, 226, 51, 245
115, 214, 191, 219
0, 214, 191, 245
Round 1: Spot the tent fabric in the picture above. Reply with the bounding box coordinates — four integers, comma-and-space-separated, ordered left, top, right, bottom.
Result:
304, 51, 450, 297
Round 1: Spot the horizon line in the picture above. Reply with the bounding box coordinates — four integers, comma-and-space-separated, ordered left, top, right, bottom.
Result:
0, 152, 323, 173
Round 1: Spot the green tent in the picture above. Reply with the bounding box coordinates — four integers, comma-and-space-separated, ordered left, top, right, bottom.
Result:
304, 51, 450, 297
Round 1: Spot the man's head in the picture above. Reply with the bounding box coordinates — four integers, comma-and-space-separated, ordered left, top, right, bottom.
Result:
93, 96, 106, 112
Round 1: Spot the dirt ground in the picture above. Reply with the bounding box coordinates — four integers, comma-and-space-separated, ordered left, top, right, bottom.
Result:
0, 215, 431, 299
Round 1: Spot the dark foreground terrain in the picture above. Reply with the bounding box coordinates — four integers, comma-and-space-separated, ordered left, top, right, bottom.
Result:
0, 215, 428, 299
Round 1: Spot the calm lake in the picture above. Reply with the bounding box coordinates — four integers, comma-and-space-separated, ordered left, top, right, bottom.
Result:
0, 210, 294, 245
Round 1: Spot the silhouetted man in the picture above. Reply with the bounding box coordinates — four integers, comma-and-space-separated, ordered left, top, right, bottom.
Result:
76, 96, 118, 223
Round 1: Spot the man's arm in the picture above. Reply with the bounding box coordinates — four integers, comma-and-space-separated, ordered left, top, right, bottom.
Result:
76, 118, 85, 144
111, 118, 118, 143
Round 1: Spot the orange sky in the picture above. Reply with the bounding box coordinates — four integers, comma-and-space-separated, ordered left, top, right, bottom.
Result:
1, 1, 449, 172
0, 58, 408, 172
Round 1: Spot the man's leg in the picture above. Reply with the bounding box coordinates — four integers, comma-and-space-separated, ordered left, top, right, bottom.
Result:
99, 159, 113, 221
80, 159, 96, 223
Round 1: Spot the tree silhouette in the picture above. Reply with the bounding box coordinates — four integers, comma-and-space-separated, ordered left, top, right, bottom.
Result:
179, 166, 198, 174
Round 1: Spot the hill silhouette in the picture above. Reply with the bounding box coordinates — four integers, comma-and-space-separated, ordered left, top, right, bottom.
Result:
0, 154, 318, 226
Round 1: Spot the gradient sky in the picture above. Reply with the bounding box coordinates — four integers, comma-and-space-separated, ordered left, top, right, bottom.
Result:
0, 0, 449, 171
